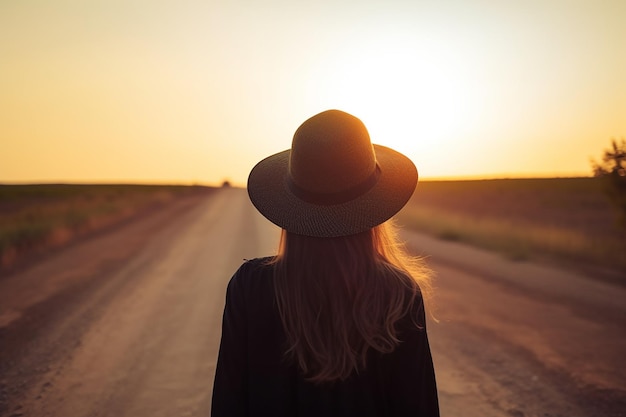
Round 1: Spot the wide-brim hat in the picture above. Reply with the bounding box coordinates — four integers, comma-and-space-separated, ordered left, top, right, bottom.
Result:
247, 109, 418, 237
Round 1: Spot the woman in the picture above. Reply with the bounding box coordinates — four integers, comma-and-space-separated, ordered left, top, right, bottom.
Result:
211, 110, 439, 416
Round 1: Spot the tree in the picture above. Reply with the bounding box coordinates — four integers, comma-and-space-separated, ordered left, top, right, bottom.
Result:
592, 138, 626, 228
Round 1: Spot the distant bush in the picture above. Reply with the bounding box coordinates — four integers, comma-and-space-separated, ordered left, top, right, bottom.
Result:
593, 138, 626, 228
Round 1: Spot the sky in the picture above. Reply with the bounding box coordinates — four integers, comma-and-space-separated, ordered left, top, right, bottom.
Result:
1, 0, 625, 185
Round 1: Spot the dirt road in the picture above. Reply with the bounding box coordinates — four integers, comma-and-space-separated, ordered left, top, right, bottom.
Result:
404, 233, 626, 417
1, 188, 624, 417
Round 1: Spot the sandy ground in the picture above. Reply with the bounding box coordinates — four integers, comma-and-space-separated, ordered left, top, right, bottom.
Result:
404, 232, 626, 417
0, 187, 624, 416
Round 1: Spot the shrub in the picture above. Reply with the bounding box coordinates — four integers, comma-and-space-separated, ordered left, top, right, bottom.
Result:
592, 138, 626, 228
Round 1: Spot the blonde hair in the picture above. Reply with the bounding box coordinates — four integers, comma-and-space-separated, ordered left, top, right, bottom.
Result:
268, 220, 432, 383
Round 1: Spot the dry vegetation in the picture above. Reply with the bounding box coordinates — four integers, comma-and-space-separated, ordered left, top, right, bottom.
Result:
0, 184, 212, 272
396, 177, 626, 275
2, 179, 624, 279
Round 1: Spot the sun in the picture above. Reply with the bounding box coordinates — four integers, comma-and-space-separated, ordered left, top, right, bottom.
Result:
308, 38, 478, 162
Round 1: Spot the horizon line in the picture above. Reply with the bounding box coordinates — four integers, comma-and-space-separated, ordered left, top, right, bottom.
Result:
0, 173, 596, 187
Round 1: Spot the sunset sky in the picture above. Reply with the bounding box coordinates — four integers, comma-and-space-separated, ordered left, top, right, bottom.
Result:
1, 0, 625, 185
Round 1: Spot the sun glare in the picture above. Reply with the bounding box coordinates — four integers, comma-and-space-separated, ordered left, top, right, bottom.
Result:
309, 37, 478, 161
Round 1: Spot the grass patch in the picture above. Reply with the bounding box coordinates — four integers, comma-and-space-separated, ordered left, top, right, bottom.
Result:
396, 178, 626, 272
0, 184, 212, 269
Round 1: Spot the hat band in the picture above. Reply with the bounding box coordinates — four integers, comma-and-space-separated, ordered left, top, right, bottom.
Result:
287, 164, 381, 206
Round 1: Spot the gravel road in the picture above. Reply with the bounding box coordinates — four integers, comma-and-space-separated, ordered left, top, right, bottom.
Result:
0, 187, 624, 417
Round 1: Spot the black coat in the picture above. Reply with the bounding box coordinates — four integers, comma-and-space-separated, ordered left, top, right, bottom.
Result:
211, 258, 439, 417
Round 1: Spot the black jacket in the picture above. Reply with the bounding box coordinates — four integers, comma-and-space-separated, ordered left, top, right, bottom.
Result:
211, 258, 439, 417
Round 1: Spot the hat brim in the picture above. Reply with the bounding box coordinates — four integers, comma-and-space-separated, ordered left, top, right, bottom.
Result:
247, 144, 418, 237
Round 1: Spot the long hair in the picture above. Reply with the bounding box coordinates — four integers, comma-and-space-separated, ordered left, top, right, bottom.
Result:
268, 220, 432, 383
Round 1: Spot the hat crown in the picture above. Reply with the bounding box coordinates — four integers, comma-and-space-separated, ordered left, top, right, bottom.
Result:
289, 110, 377, 195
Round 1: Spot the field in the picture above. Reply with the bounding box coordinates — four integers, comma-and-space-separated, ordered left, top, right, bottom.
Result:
396, 177, 626, 276
0, 184, 213, 272
2, 179, 624, 279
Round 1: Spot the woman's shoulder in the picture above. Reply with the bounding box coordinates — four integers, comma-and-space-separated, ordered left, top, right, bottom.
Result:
234, 256, 274, 275
228, 257, 275, 292
225, 257, 278, 318
377, 262, 427, 327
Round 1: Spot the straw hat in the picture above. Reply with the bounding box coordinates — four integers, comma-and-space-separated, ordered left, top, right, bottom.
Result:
247, 110, 418, 237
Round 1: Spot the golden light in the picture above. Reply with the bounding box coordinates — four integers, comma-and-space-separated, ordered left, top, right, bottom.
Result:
306, 35, 480, 163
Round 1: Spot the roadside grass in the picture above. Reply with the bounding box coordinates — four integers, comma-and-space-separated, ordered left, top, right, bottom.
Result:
396, 177, 626, 274
0, 184, 211, 270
